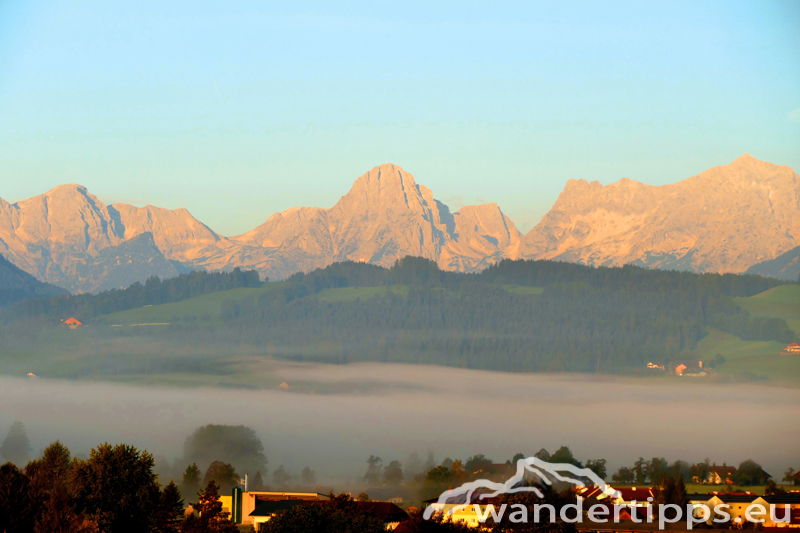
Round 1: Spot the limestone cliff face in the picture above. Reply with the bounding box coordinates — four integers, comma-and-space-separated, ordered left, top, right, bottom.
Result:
521, 154, 800, 273
0, 185, 123, 287
0, 186, 217, 292
229, 164, 521, 277
110, 203, 225, 263
442, 203, 522, 272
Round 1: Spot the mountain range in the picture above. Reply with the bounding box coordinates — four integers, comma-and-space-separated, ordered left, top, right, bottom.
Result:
0, 154, 797, 293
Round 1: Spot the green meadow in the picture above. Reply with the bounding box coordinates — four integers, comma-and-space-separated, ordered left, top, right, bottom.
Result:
680, 284, 799, 385
3, 276, 797, 388
95, 284, 286, 325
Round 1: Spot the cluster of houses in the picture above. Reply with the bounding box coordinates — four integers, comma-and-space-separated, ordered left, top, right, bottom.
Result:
645, 341, 800, 376
647, 359, 705, 376
218, 490, 409, 530
421, 485, 800, 530
217, 478, 800, 531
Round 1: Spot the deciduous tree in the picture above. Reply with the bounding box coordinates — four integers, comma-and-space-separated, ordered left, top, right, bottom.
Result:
184, 425, 267, 476
364, 455, 383, 485
203, 461, 239, 493
71, 443, 160, 533
258, 493, 385, 533
383, 460, 404, 486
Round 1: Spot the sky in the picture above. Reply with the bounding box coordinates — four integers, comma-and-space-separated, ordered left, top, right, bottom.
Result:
0, 0, 798, 235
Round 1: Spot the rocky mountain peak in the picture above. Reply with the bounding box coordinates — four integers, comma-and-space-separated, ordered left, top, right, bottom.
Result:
522, 154, 800, 273
334, 163, 425, 214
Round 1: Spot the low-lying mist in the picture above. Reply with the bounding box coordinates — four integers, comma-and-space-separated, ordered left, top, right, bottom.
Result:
1, 363, 798, 483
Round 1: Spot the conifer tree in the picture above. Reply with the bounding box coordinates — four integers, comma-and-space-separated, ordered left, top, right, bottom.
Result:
300, 466, 316, 486
0, 420, 32, 466
182, 480, 237, 533
153, 481, 184, 533
252, 470, 265, 490
0, 463, 36, 533
182, 463, 202, 497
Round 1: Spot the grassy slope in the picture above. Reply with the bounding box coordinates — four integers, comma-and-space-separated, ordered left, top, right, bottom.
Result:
682, 285, 800, 384
24, 281, 798, 387
95, 284, 286, 325
734, 284, 800, 334
95, 283, 539, 323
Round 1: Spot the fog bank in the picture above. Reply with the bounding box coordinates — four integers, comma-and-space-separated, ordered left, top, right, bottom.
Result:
1, 364, 798, 481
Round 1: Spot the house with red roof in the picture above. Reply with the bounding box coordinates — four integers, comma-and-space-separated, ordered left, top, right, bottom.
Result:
62, 317, 82, 329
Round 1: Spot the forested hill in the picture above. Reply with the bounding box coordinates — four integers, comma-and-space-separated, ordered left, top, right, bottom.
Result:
0, 255, 68, 307
2, 257, 793, 374
202, 257, 791, 372
1, 268, 261, 323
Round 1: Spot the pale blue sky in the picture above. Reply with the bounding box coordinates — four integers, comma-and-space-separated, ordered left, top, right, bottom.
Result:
1, 0, 798, 234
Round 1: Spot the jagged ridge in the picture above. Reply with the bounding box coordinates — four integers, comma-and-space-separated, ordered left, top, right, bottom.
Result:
0, 155, 797, 292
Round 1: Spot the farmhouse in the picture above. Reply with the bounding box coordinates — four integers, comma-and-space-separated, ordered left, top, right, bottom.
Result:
62, 317, 82, 329
706, 466, 737, 485
671, 359, 703, 376
781, 342, 800, 356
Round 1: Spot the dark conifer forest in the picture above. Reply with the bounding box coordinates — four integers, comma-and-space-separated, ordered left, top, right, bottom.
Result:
2, 257, 791, 375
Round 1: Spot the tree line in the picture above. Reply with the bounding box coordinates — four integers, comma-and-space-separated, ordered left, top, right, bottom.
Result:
1, 257, 794, 375
163, 258, 793, 373
0, 268, 261, 324
3, 420, 797, 533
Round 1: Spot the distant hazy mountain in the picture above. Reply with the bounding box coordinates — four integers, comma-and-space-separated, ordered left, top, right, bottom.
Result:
75, 232, 180, 294
521, 154, 800, 273
0, 155, 797, 291
0, 254, 68, 306
746, 246, 800, 281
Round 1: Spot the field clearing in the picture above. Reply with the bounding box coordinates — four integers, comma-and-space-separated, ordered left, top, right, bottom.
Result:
502, 284, 545, 296
95, 284, 286, 325
678, 284, 800, 385
682, 328, 800, 383
734, 284, 800, 334
611, 484, 793, 495
315, 285, 408, 301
